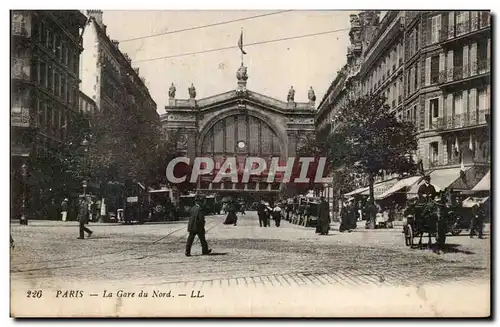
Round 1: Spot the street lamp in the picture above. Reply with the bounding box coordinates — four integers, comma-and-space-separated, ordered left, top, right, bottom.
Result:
82, 138, 89, 196
20, 163, 28, 225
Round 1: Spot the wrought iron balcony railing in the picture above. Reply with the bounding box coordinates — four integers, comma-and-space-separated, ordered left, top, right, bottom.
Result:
433, 109, 490, 131
456, 21, 471, 36
479, 12, 490, 29
12, 22, 28, 37
11, 57, 31, 81
477, 59, 490, 74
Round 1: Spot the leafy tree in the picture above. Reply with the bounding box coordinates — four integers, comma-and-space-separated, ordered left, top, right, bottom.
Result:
326, 93, 418, 228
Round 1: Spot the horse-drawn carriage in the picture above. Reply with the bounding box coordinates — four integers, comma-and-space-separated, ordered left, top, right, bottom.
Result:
403, 190, 453, 252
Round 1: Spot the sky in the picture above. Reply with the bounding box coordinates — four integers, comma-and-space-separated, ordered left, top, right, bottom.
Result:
102, 10, 355, 113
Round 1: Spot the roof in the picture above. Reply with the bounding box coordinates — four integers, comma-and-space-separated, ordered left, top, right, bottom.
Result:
472, 170, 490, 192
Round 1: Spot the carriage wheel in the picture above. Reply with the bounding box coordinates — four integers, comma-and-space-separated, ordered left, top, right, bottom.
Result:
405, 225, 414, 247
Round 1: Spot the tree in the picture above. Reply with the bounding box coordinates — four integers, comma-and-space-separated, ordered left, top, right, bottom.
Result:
326, 93, 418, 228
294, 133, 329, 196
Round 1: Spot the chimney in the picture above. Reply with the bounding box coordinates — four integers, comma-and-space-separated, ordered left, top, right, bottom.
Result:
87, 9, 103, 27
111, 39, 119, 48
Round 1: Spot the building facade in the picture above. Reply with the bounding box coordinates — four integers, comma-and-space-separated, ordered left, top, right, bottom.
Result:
162, 63, 317, 201
80, 10, 157, 118
11, 10, 88, 220
316, 10, 491, 194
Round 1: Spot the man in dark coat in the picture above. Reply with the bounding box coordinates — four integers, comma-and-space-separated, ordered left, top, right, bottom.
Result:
185, 196, 212, 256
317, 197, 330, 235
257, 200, 268, 227
418, 175, 437, 202
77, 197, 93, 239
470, 204, 485, 239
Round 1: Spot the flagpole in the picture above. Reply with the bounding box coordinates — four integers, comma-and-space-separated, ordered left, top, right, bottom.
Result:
240, 27, 244, 65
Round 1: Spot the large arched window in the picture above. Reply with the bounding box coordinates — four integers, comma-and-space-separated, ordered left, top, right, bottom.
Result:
199, 114, 284, 191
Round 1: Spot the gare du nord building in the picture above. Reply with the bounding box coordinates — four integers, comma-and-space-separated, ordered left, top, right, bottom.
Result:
161, 63, 317, 202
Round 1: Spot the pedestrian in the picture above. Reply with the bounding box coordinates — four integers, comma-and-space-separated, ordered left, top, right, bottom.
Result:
185, 196, 212, 257
339, 200, 349, 232
61, 198, 69, 222
272, 204, 282, 227
347, 198, 358, 232
317, 196, 330, 235
10, 235, 14, 249
257, 200, 268, 227
470, 204, 485, 239
77, 197, 93, 239
223, 199, 238, 226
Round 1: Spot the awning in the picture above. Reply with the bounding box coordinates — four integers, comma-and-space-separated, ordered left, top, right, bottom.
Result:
376, 176, 422, 200
462, 196, 490, 208
344, 178, 399, 198
472, 170, 490, 192
407, 167, 471, 198
344, 186, 369, 197
360, 178, 398, 198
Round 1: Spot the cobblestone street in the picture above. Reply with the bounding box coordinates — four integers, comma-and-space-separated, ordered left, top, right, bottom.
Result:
11, 211, 490, 288
10, 212, 491, 317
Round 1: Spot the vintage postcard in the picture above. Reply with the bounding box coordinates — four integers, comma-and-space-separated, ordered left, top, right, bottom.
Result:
10, 9, 491, 317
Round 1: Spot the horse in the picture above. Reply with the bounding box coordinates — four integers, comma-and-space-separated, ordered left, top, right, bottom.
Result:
411, 188, 451, 253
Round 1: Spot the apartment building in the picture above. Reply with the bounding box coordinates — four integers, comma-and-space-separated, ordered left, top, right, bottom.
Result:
316, 10, 491, 195
11, 10, 88, 220
80, 10, 157, 118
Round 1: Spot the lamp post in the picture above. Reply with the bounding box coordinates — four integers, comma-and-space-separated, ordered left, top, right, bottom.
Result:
20, 162, 28, 225
82, 138, 89, 196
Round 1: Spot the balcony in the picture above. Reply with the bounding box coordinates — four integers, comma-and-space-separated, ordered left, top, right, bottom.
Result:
11, 57, 31, 81
439, 28, 449, 42
438, 71, 447, 83
11, 108, 30, 128
456, 22, 471, 36
12, 22, 29, 37
434, 109, 490, 132
479, 12, 490, 29
477, 59, 490, 74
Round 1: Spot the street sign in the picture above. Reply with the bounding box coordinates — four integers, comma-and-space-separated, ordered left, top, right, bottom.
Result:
127, 196, 138, 203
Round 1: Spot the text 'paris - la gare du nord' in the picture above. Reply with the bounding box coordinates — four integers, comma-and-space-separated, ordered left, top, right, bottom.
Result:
165, 156, 333, 184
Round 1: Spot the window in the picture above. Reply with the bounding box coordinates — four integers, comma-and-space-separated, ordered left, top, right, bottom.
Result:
478, 88, 487, 110
413, 105, 418, 125
430, 98, 439, 118
430, 56, 440, 84
431, 14, 442, 44
430, 142, 439, 163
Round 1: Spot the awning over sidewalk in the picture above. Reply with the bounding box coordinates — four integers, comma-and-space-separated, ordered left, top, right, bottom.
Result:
407, 167, 471, 198
376, 176, 422, 200
344, 186, 369, 197
472, 170, 490, 192
462, 196, 490, 208
344, 178, 399, 198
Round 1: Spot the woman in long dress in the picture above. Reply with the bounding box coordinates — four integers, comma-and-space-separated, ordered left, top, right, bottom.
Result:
223, 200, 238, 225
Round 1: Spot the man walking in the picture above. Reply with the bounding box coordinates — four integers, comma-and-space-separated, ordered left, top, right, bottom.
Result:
257, 200, 268, 227
61, 198, 69, 222
186, 196, 212, 257
77, 197, 93, 239
470, 204, 485, 239
272, 203, 282, 227
317, 197, 330, 235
